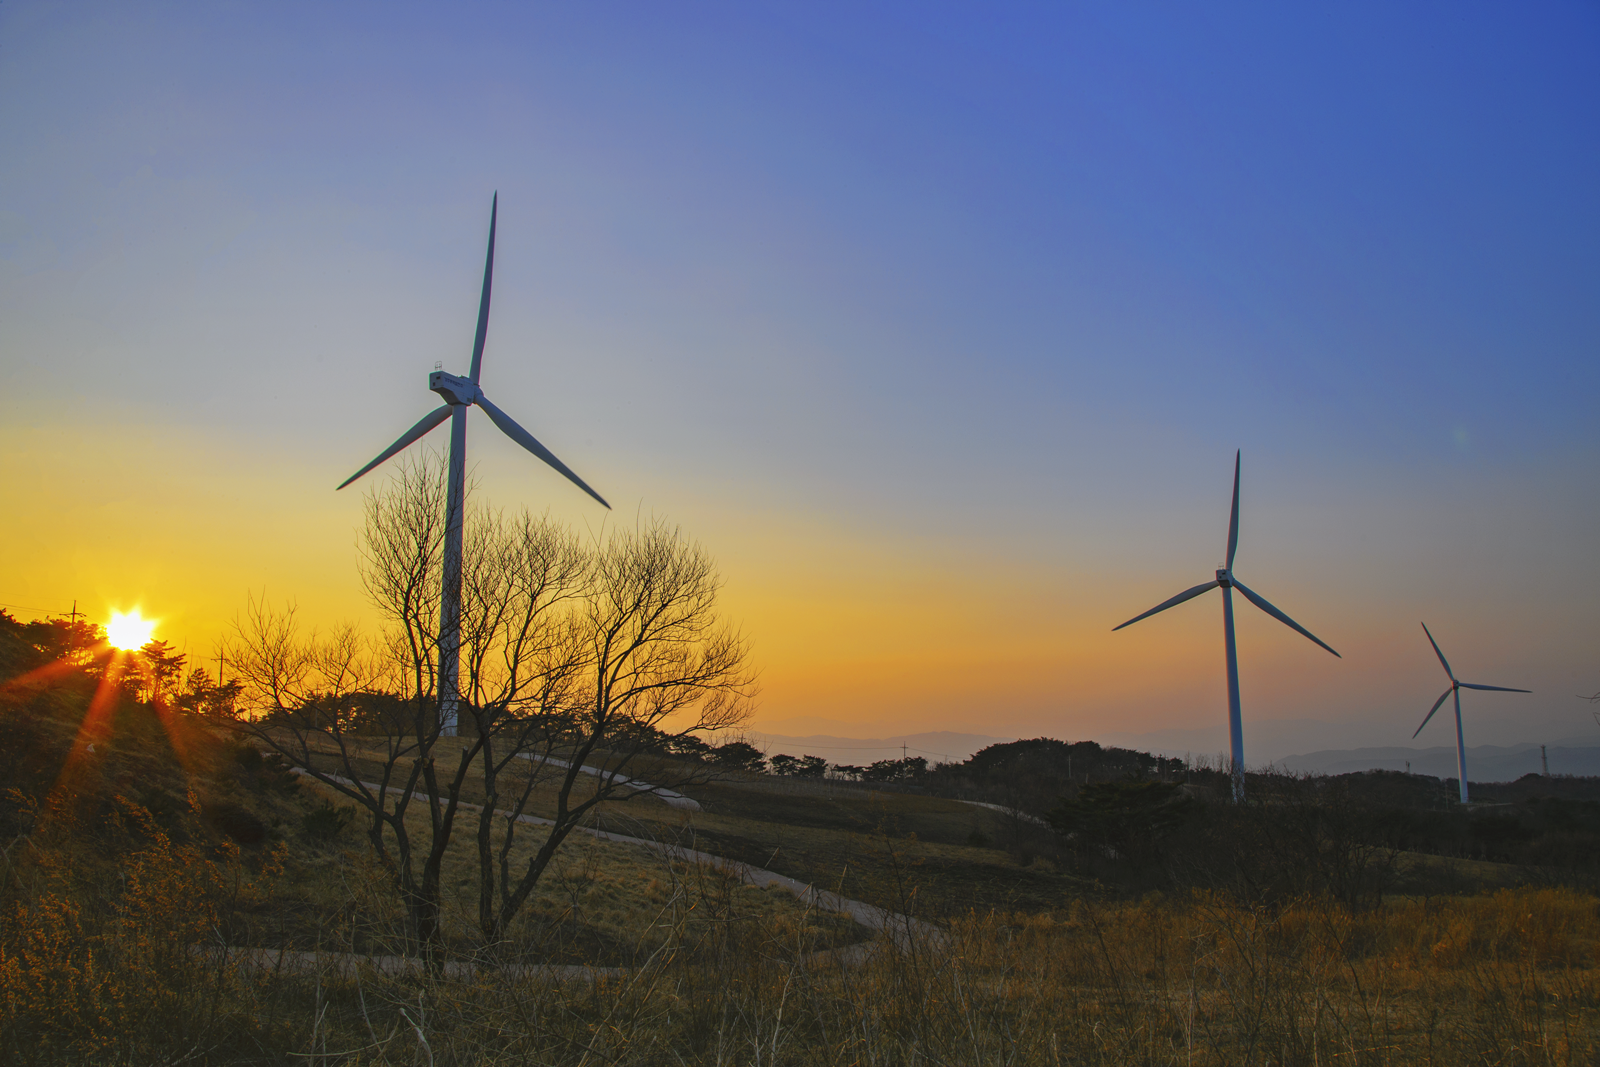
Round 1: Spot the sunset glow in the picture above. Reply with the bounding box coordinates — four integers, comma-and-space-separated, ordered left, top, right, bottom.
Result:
0, 3, 1594, 759
106, 610, 155, 650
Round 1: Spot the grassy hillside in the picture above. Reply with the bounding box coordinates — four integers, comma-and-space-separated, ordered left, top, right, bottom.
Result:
5, 618, 1600, 1063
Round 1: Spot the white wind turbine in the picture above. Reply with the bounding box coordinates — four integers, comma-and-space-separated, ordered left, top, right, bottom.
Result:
1113, 452, 1340, 800
1412, 622, 1530, 804
338, 194, 610, 736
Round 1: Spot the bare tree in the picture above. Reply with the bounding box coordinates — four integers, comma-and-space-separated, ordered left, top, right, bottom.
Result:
455, 504, 591, 940
229, 455, 755, 955
486, 519, 755, 939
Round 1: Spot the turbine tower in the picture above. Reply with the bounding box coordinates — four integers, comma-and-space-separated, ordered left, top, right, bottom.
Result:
1113, 452, 1340, 801
1412, 622, 1530, 804
338, 194, 610, 736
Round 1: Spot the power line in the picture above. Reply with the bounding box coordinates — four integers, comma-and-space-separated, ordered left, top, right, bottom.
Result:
0, 600, 76, 616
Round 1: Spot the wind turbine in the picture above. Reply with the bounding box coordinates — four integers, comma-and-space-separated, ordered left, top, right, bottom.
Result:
1412, 622, 1530, 804
1113, 452, 1340, 801
337, 194, 610, 736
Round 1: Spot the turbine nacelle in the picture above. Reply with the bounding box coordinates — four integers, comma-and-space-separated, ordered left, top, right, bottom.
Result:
335, 196, 612, 514
1215, 568, 1232, 588
429, 370, 481, 407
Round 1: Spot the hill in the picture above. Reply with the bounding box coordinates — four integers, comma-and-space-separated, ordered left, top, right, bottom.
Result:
6, 612, 1600, 1063
747, 727, 1012, 765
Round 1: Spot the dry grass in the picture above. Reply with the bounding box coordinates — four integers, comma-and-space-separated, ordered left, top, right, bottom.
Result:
309, 885, 1596, 1065
8, 729, 1599, 1064
296, 739, 1048, 919
267, 777, 867, 963
7, 800, 1599, 1066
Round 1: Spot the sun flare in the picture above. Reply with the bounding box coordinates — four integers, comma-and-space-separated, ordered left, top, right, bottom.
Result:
106, 609, 156, 650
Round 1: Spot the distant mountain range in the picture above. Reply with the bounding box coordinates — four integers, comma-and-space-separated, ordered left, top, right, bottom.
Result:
745, 719, 1600, 783
1275, 743, 1600, 781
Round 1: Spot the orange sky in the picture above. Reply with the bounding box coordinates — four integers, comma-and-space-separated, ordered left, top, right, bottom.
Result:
4, 3, 1598, 760
2, 416, 1266, 741
8, 413, 1593, 760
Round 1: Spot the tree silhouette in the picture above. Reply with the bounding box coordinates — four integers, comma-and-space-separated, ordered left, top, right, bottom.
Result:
138, 641, 187, 704
229, 455, 754, 952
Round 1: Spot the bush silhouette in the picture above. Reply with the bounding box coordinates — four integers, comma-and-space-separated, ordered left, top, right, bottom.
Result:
300, 798, 354, 842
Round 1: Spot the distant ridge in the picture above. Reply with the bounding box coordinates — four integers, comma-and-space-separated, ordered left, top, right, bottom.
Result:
742, 721, 1600, 780
1277, 743, 1600, 781
745, 729, 1013, 766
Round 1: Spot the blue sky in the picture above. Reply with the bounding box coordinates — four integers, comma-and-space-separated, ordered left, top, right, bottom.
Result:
3, 1, 1597, 759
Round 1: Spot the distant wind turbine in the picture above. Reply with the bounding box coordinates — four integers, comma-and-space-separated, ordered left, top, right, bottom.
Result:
1412, 622, 1530, 804
1112, 452, 1340, 801
337, 194, 610, 736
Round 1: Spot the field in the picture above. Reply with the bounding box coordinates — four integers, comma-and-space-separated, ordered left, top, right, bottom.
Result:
275, 776, 869, 965
5, 693, 1600, 1063
291, 737, 1068, 920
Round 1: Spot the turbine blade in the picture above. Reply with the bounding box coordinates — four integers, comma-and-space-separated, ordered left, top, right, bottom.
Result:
1226, 450, 1241, 570
468, 192, 497, 384
1413, 687, 1454, 738
477, 394, 611, 509
1112, 580, 1220, 631
1458, 682, 1532, 693
336, 405, 452, 490
1421, 622, 1455, 681
1230, 577, 1341, 657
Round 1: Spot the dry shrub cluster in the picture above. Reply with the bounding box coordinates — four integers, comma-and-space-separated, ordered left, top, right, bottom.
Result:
6, 797, 1599, 1067
0, 794, 287, 1064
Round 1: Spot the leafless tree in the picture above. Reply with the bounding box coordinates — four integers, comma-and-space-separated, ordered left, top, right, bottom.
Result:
228, 454, 755, 954
485, 518, 755, 939
455, 503, 590, 940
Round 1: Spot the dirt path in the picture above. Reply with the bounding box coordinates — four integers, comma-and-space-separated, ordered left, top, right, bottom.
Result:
273, 766, 942, 979
517, 752, 702, 811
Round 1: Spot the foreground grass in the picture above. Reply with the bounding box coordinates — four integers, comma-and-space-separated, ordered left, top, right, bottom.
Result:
8, 717, 1597, 1063
6, 825, 1598, 1067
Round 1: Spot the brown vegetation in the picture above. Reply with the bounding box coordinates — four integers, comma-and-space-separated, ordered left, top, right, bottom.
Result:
6, 612, 1600, 1062
5, 819, 1597, 1066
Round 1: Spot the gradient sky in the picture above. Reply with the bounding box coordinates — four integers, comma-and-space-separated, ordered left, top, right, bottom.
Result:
4, 1, 1598, 760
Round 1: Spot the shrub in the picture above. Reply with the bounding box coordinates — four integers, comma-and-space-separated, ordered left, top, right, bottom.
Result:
300, 798, 355, 842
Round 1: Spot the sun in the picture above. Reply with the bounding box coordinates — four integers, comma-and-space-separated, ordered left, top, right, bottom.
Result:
106, 609, 157, 650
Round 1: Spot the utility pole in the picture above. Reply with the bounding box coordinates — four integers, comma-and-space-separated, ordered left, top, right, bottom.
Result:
1542, 744, 1549, 776
65, 600, 85, 656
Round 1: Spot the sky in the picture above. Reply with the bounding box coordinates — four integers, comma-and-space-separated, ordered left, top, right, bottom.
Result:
3, 1, 1598, 761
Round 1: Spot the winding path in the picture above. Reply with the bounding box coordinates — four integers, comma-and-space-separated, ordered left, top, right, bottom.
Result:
516, 752, 702, 811
260, 766, 941, 980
